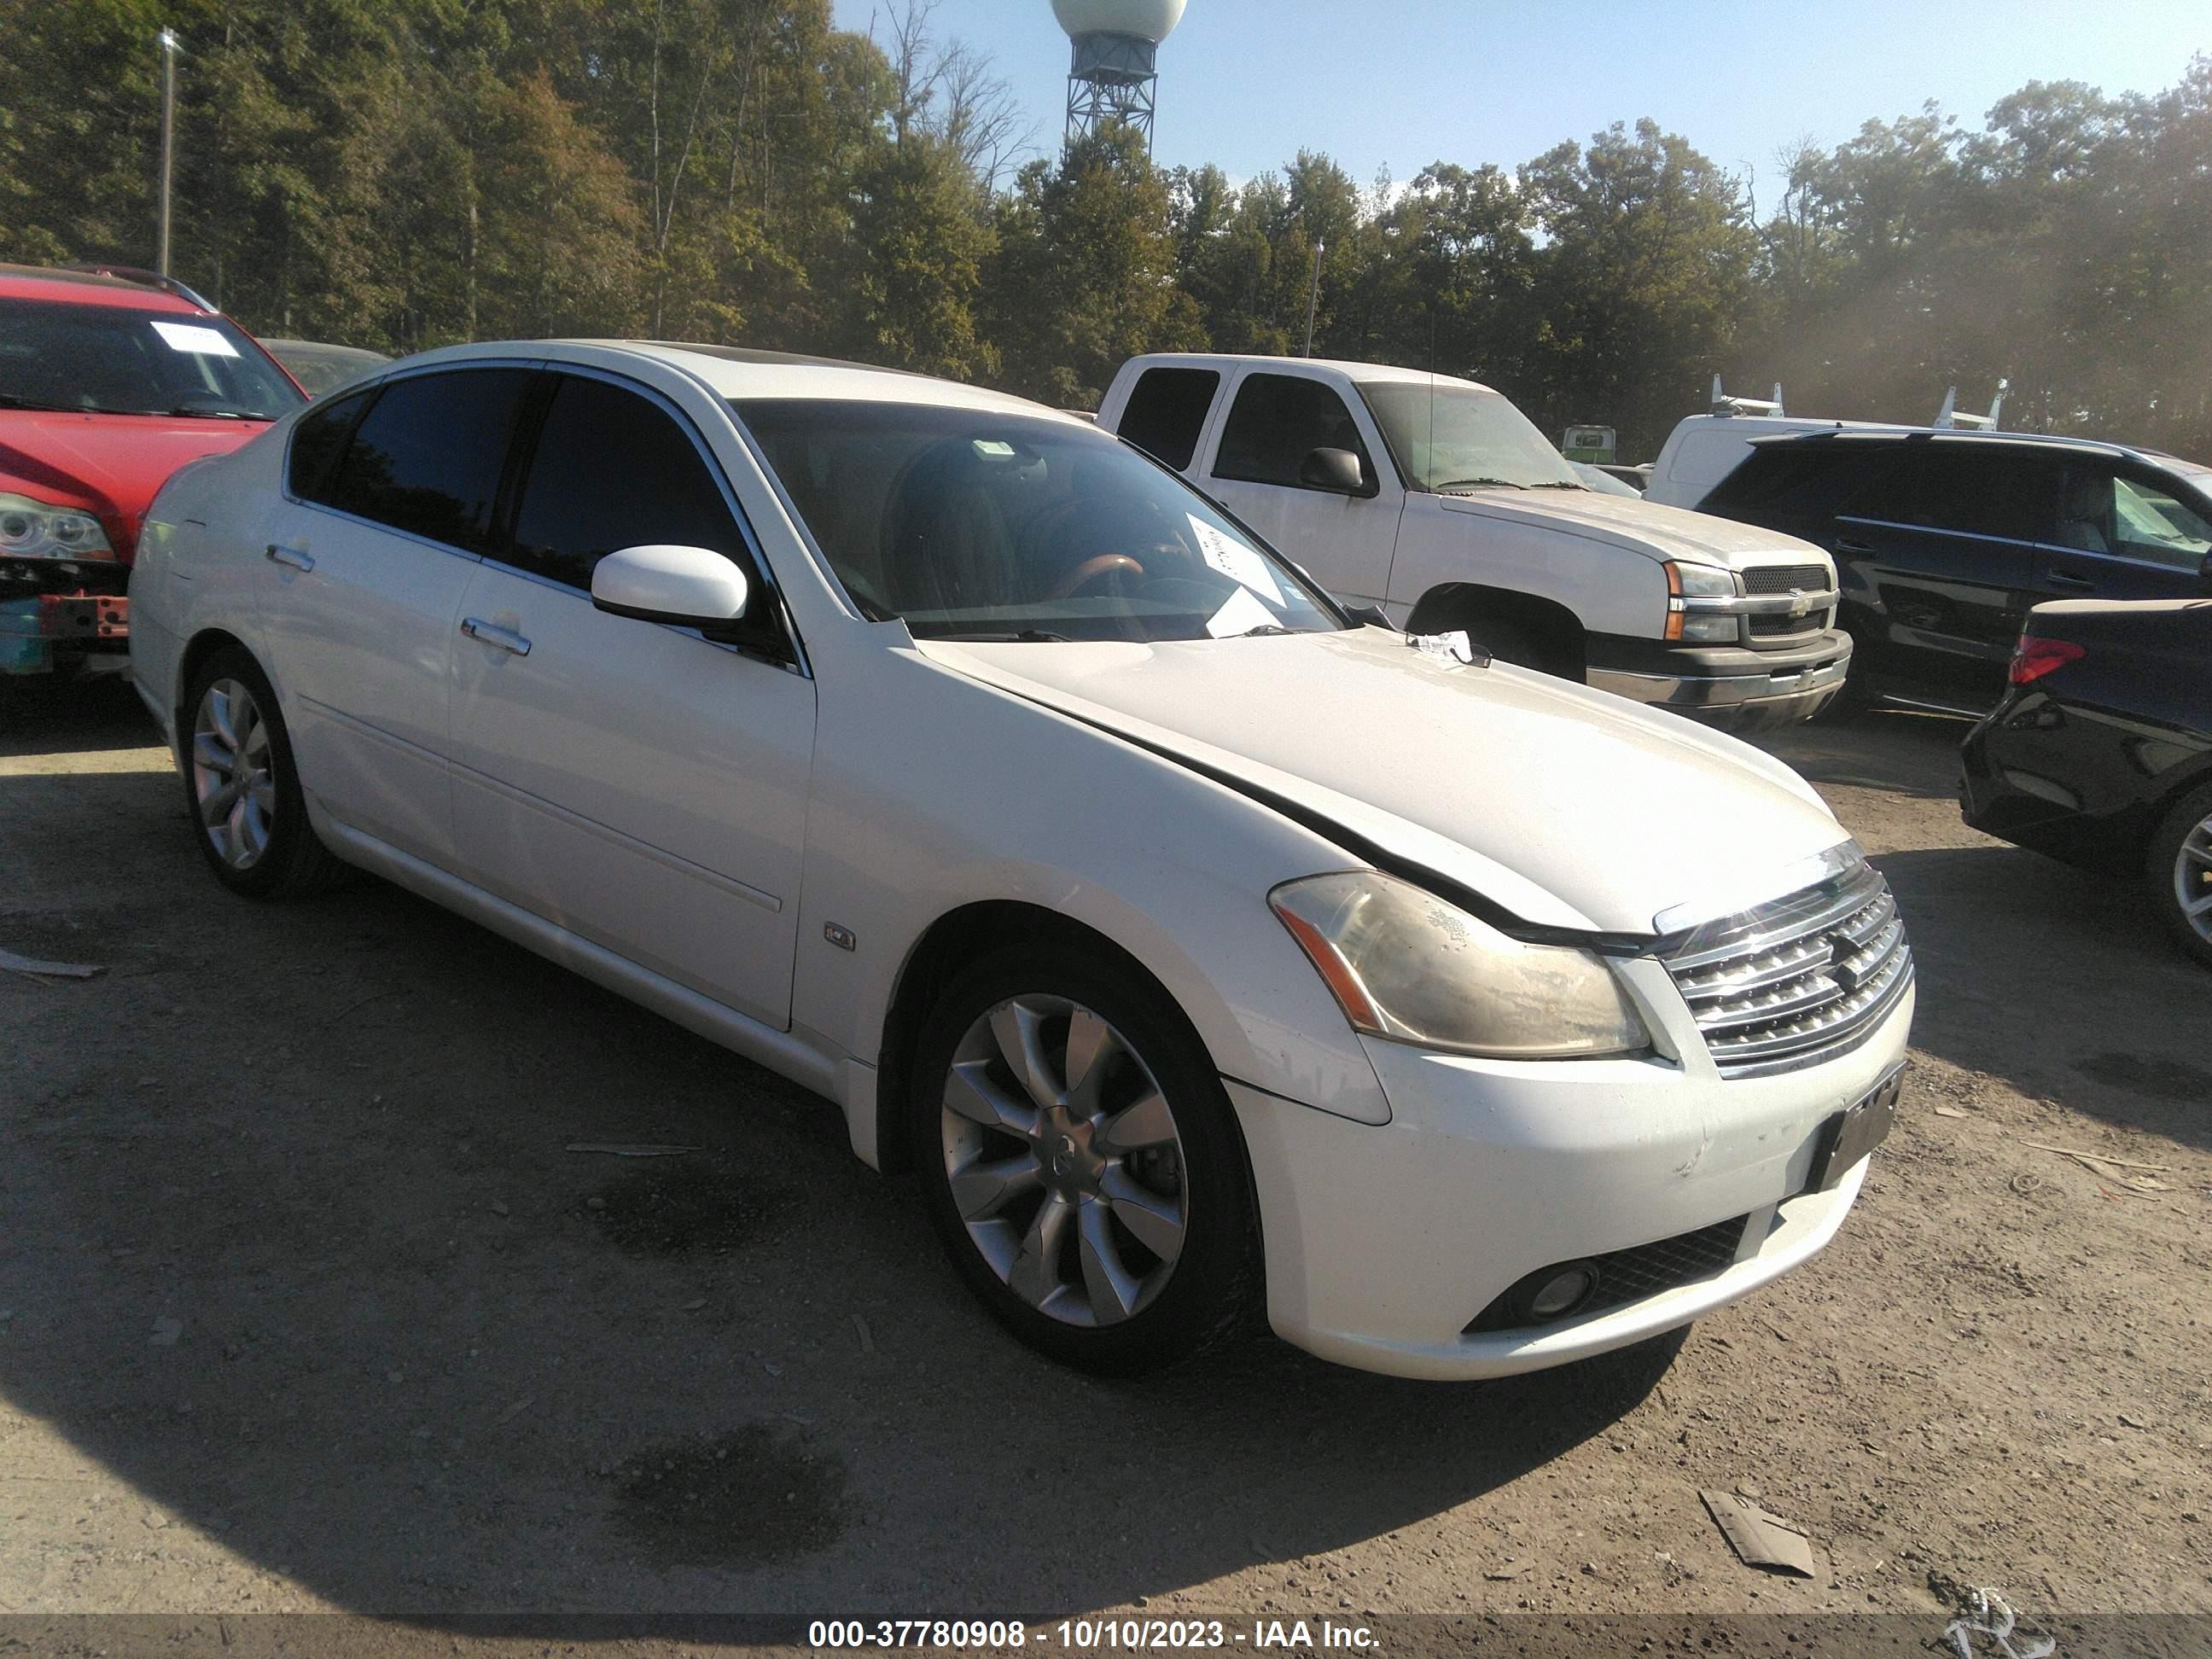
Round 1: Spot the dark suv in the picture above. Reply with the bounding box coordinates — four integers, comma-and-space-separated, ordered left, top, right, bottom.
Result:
1697, 429, 2212, 711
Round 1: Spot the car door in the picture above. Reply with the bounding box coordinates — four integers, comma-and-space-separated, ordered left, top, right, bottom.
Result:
1203, 370, 1403, 606
2034, 461, 2212, 603
1831, 444, 2053, 705
258, 364, 538, 864
445, 369, 816, 1030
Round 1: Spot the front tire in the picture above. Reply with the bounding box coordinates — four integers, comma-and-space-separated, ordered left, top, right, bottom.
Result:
907, 946, 1258, 1376
180, 646, 348, 899
2146, 783, 2212, 969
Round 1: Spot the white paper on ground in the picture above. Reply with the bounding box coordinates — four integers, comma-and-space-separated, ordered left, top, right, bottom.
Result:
149, 321, 239, 358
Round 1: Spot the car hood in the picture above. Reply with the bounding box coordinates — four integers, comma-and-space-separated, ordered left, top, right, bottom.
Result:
0, 410, 268, 557
918, 626, 1847, 934
1438, 487, 1831, 574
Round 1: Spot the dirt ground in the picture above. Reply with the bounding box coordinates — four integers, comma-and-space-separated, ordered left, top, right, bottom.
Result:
2, 676, 2208, 1649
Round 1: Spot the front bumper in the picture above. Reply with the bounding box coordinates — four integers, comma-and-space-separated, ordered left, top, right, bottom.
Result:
0, 581, 131, 675
1586, 630, 1852, 733
1227, 957, 1913, 1380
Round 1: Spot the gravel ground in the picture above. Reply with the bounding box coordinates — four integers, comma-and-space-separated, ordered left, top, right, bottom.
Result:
2, 678, 2207, 1649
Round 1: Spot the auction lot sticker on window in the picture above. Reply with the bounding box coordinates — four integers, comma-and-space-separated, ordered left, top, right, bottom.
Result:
1189, 514, 1282, 602
149, 321, 240, 358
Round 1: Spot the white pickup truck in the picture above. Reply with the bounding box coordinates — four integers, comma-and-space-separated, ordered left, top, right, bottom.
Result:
1096, 354, 1854, 731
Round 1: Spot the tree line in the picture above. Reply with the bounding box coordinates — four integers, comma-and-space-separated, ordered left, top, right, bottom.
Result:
3, 1, 2208, 461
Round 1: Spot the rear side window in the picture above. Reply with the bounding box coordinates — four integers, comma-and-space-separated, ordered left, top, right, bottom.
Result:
321, 368, 536, 554
1848, 447, 2059, 544
509, 375, 753, 592
1214, 373, 1375, 490
287, 387, 373, 503
1117, 367, 1219, 471
1702, 445, 1866, 520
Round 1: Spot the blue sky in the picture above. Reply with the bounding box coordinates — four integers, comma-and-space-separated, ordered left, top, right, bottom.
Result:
831, 0, 2207, 193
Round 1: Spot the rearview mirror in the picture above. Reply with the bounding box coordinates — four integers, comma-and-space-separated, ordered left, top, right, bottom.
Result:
591, 544, 749, 633
1299, 446, 1370, 496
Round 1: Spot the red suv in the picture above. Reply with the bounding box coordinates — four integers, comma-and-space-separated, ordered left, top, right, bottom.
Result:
1, 264, 305, 677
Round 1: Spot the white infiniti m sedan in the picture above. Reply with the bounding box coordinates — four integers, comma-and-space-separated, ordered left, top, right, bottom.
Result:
128, 341, 1915, 1379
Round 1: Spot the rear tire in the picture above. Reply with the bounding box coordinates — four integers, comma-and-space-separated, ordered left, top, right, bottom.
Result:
2145, 782, 2212, 970
906, 945, 1259, 1377
180, 646, 349, 899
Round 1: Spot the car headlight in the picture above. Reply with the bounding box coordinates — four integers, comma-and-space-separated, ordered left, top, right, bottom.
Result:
1664, 561, 1738, 643
1270, 871, 1650, 1059
0, 492, 115, 560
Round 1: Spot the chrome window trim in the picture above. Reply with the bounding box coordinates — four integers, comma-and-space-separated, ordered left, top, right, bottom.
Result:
1834, 515, 2045, 553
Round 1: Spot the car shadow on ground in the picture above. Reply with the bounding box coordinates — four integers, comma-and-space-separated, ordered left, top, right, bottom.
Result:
1756, 706, 1974, 803
3, 681, 1678, 1619
0, 673, 157, 760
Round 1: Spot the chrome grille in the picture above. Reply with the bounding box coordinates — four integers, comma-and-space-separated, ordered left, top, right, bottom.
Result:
1662, 859, 1913, 1079
1743, 563, 1831, 595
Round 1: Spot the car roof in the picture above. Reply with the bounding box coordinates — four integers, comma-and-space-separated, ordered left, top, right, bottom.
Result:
1122, 352, 1499, 396
0, 263, 211, 314
383, 340, 1086, 421
1748, 424, 2178, 469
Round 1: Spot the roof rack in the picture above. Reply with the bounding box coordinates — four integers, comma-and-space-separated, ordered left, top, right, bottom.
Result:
1933, 379, 2007, 432
1710, 374, 1784, 418
58, 263, 220, 315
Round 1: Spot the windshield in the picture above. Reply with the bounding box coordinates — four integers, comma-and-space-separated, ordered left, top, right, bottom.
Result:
1359, 381, 1586, 492
0, 299, 305, 420
736, 399, 1346, 643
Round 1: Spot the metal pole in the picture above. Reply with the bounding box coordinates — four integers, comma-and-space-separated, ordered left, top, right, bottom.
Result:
156, 29, 178, 276
1302, 240, 1324, 357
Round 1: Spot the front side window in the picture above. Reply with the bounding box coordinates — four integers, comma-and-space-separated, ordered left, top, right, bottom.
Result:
2107, 473, 2212, 570
737, 399, 1345, 643
1359, 381, 1584, 493
321, 369, 535, 554
0, 297, 304, 421
510, 375, 754, 592
1214, 373, 1378, 492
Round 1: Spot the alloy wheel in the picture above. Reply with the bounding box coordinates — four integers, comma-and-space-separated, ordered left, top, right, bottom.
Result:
2176, 812, 2212, 945
190, 678, 276, 871
939, 995, 1189, 1327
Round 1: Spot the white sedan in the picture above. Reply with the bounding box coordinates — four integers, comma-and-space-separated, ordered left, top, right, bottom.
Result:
128, 341, 1915, 1379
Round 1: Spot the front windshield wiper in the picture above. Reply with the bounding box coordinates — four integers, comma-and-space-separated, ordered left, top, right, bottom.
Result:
1432, 477, 1527, 492
920, 628, 1074, 643
160, 406, 259, 420
1232, 624, 1295, 637
0, 393, 88, 413
1528, 480, 1588, 490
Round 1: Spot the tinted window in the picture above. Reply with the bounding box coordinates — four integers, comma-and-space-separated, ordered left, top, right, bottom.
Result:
1847, 445, 2058, 543
1117, 367, 1219, 471
738, 399, 1343, 643
0, 297, 304, 421
323, 369, 535, 553
1702, 444, 1868, 521
288, 388, 372, 503
509, 375, 751, 592
1214, 373, 1377, 490
2063, 467, 2212, 570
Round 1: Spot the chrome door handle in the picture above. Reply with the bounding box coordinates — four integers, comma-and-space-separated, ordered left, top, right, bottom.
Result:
1833, 538, 1877, 556
460, 616, 531, 657
265, 543, 314, 572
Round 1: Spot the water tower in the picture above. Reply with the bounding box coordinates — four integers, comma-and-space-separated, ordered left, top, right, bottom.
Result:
1053, 0, 1186, 153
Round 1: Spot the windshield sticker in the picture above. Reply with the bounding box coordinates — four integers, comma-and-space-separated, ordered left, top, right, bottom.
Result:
149, 321, 240, 358
1188, 515, 1283, 603
1205, 584, 1278, 639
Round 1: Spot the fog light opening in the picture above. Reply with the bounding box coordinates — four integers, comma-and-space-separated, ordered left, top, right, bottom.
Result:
1525, 1263, 1598, 1322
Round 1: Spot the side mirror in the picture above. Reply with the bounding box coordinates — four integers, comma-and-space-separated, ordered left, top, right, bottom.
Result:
1299, 446, 1369, 496
591, 544, 749, 633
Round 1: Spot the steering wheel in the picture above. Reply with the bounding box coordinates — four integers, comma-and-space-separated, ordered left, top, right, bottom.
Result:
1047, 553, 1145, 601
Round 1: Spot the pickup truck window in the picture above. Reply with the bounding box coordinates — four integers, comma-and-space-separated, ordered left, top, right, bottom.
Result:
1118, 367, 1219, 470
1214, 373, 1378, 491
1359, 381, 1585, 494
736, 399, 1345, 643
